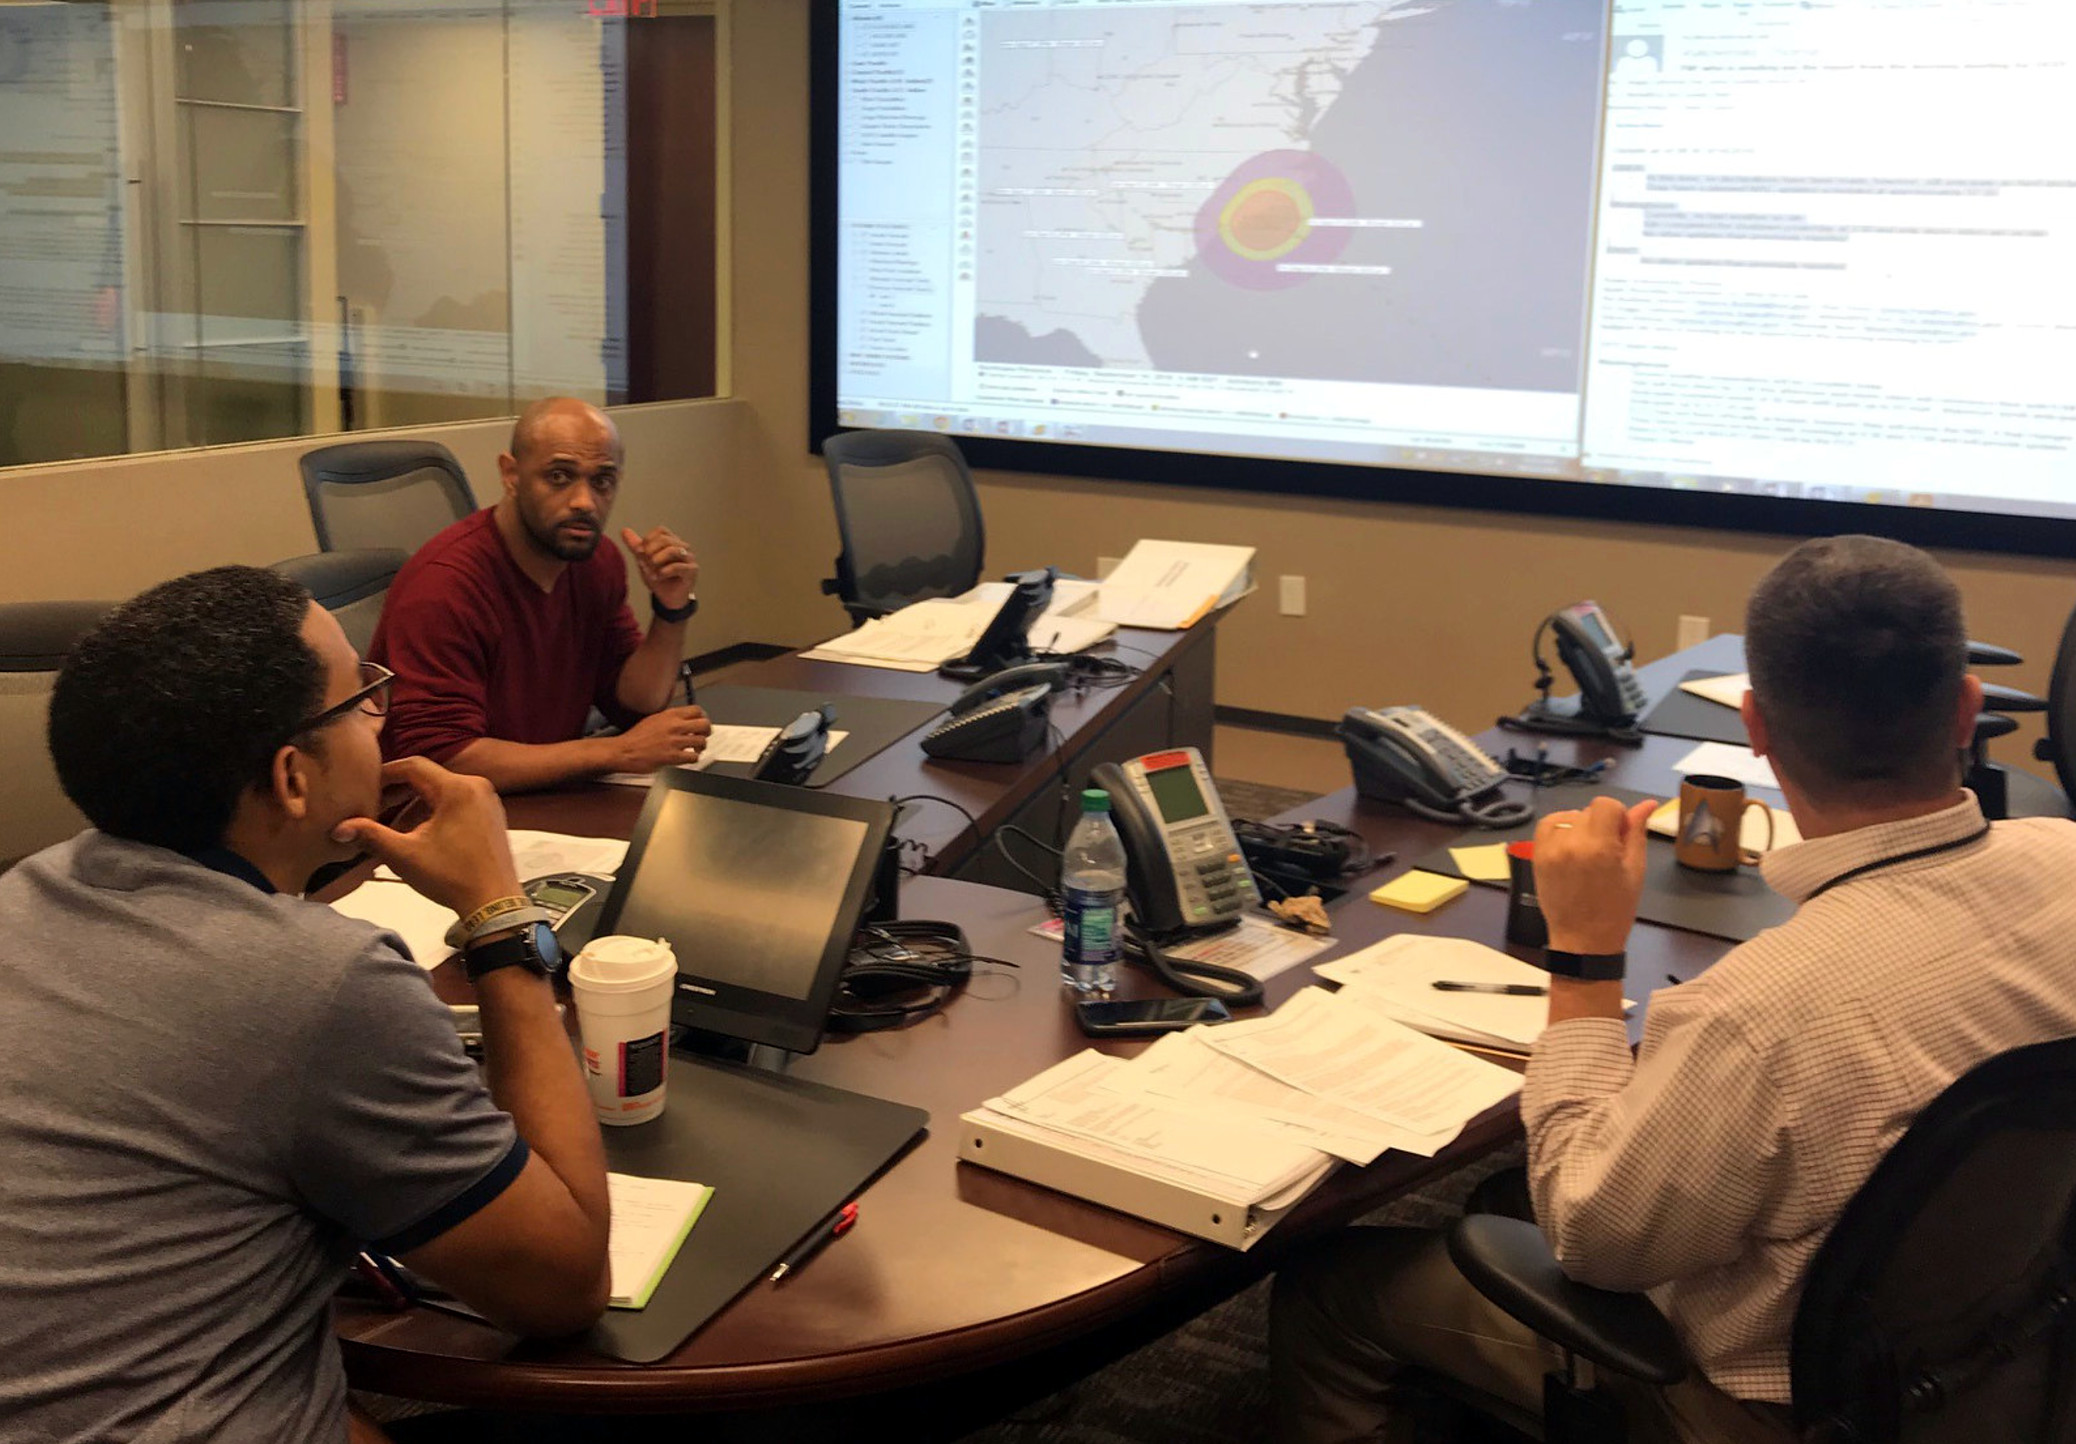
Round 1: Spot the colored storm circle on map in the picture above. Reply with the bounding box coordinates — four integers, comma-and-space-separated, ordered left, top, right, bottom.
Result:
1196, 150, 1355, 290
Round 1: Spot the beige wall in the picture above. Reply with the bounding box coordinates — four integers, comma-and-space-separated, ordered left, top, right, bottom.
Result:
0, 398, 756, 651
5, 0, 2073, 786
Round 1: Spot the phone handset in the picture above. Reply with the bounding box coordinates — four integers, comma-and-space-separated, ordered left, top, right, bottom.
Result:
1338, 705, 1533, 829
921, 663, 1067, 764
946, 662, 1069, 716
1089, 750, 1264, 1008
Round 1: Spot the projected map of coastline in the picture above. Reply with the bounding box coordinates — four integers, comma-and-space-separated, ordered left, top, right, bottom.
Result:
972, 0, 1605, 392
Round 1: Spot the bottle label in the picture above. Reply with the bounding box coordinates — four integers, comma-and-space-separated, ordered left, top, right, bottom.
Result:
1062, 885, 1123, 966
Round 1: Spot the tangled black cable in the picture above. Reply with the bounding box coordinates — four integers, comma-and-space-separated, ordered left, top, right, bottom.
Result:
826, 920, 1021, 1032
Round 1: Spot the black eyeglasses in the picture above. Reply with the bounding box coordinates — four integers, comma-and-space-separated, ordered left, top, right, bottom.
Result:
295, 661, 395, 736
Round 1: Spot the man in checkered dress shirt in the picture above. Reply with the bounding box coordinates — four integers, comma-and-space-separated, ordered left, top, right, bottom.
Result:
1271, 536, 2076, 1443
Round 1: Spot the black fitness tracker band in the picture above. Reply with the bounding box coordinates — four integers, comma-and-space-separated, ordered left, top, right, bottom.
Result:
1540, 948, 1628, 981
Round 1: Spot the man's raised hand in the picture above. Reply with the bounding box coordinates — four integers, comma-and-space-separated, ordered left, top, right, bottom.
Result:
333, 757, 523, 918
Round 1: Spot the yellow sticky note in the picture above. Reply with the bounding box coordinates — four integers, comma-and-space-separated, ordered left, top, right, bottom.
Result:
1448, 843, 1512, 883
1369, 870, 1471, 915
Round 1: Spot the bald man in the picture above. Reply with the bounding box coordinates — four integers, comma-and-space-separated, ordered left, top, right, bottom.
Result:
370, 398, 712, 792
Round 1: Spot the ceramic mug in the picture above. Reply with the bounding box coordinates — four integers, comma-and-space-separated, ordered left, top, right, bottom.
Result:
1675, 774, 1774, 872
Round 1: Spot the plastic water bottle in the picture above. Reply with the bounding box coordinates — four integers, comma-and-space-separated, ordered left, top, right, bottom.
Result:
1061, 788, 1127, 993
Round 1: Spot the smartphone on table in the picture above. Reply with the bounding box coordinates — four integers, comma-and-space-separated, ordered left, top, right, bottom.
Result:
1073, 996, 1233, 1038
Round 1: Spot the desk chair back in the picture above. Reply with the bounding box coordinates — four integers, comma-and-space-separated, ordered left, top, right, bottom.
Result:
2036, 605, 2076, 806
0, 601, 112, 863
299, 440, 475, 555
271, 549, 408, 656
1791, 1034, 2076, 1443
819, 430, 984, 625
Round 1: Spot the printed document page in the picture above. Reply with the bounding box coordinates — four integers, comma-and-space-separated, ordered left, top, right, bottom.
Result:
600, 728, 848, 787
978, 1051, 1332, 1203
1673, 741, 1781, 793
1199, 987, 1522, 1135
1317, 935, 1636, 1052
1102, 1030, 1454, 1164
330, 884, 457, 970
1096, 540, 1255, 630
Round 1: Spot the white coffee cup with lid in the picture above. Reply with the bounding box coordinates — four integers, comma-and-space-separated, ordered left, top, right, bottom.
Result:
568, 935, 677, 1126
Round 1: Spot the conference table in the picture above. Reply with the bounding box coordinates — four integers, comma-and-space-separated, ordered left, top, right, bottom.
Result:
333, 635, 1762, 1429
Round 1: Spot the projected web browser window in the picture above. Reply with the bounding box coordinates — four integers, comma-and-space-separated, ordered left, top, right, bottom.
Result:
833, 0, 2076, 523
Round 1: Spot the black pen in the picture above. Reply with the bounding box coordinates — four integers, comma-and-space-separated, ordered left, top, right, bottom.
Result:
1432, 980, 1547, 997
678, 658, 698, 707
770, 1201, 858, 1284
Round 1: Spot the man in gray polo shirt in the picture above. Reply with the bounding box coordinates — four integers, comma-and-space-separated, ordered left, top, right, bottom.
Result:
0, 566, 611, 1443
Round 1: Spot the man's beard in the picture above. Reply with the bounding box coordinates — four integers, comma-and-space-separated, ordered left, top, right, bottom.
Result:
522, 507, 602, 561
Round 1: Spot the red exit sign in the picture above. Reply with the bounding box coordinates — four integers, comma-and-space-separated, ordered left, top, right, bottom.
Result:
586, 0, 657, 14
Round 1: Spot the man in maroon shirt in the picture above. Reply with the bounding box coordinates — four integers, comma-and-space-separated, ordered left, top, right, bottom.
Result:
370, 397, 713, 792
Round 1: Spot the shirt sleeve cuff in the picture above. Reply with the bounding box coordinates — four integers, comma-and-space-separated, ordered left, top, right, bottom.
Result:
368, 1136, 530, 1256
1522, 1017, 1635, 1129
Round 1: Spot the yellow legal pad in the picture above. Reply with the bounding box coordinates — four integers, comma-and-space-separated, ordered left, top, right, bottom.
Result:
1368, 870, 1471, 915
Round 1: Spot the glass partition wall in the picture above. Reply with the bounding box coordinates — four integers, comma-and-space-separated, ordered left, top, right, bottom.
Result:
0, 0, 722, 470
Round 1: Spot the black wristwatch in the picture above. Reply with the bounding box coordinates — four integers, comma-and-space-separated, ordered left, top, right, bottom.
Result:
650, 593, 698, 623
464, 920, 564, 982
1540, 948, 1628, 981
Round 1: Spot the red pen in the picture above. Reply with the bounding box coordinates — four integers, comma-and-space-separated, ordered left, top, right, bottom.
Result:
769, 1202, 859, 1284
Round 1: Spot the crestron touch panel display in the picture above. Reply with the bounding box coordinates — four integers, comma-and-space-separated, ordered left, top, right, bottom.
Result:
600, 771, 895, 1055
827, 0, 2076, 537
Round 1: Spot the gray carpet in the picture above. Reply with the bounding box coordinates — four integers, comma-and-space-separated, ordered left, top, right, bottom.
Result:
950, 1144, 1526, 1444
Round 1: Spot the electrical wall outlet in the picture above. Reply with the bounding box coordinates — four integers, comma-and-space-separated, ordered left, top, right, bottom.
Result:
1676, 614, 1710, 651
1097, 555, 1123, 579
1279, 575, 1307, 617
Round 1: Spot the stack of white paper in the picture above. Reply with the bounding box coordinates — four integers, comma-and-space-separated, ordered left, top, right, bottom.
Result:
959, 982, 1523, 1246
1316, 936, 1633, 1052
1096, 540, 1256, 630
1195, 988, 1522, 1134
599, 726, 848, 787
800, 582, 1117, 672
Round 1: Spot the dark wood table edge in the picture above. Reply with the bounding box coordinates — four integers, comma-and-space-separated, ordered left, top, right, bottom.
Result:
337, 1101, 1518, 1413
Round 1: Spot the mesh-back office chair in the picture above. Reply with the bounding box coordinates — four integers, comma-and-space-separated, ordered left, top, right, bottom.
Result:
299, 440, 475, 555
1444, 1035, 2076, 1444
0, 601, 112, 863
1963, 641, 2070, 820
818, 431, 985, 626
2033, 606, 2076, 806
272, 549, 408, 657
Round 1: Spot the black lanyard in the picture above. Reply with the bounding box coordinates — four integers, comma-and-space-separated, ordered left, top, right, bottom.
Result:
1804, 825, 1992, 903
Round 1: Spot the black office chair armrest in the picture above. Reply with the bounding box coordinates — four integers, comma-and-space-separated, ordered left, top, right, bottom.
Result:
1973, 712, 2021, 744
1980, 681, 2047, 714
1447, 1216, 1690, 1386
1966, 641, 2023, 667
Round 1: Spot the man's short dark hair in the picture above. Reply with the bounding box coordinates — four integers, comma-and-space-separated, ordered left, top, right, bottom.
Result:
49, 566, 322, 853
1745, 535, 1966, 800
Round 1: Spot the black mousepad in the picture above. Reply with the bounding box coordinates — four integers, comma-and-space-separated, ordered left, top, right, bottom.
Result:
1639, 671, 1751, 747
695, 684, 945, 788
1409, 782, 1795, 945
591, 1059, 928, 1363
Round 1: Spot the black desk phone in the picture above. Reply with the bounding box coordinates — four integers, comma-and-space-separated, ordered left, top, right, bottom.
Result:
1090, 748, 1257, 936
1511, 601, 1647, 741
920, 662, 1066, 763
1339, 705, 1532, 829
752, 704, 835, 785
